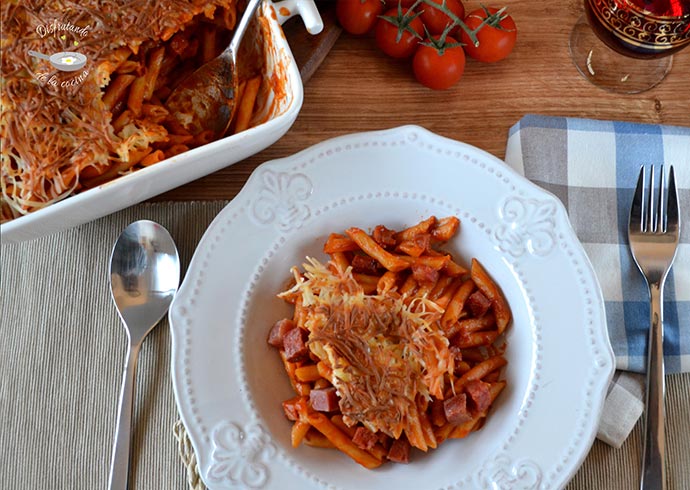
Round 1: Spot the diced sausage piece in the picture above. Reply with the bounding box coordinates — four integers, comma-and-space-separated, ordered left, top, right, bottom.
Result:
267, 318, 296, 348
282, 396, 303, 421
377, 431, 391, 446
466, 379, 492, 414
450, 346, 469, 376
283, 327, 309, 362
386, 438, 411, 463
309, 387, 340, 412
352, 426, 379, 451
467, 290, 492, 318
372, 225, 397, 249
443, 393, 473, 425
411, 263, 439, 285
430, 399, 447, 426
351, 254, 381, 275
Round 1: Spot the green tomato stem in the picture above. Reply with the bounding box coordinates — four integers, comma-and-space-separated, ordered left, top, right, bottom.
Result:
417, 0, 480, 47
378, 4, 424, 43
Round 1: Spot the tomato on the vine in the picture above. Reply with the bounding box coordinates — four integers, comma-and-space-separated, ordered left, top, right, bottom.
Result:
336, 0, 385, 35
392, 0, 418, 7
413, 35, 465, 90
460, 6, 517, 63
419, 0, 465, 36
375, 7, 424, 58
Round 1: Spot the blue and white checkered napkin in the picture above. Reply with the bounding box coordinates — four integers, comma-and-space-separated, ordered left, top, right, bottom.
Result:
504, 114, 689, 447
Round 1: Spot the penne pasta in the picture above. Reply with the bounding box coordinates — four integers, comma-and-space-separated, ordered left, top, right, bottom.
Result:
166, 144, 190, 157
232, 76, 261, 134
141, 104, 169, 123
102, 74, 136, 111
291, 421, 311, 448
144, 47, 166, 100
193, 130, 216, 146
323, 233, 360, 253
303, 429, 336, 449
441, 278, 476, 331
471, 258, 512, 333
268, 217, 512, 469
221, 4, 238, 30
307, 412, 383, 469
346, 227, 409, 272
140, 150, 165, 167
126, 76, 147, 116
112, 109, 133, 133
201, 27, 217, 64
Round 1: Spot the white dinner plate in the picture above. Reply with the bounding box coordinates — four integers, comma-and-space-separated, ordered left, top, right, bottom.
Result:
169, 125, 615, 490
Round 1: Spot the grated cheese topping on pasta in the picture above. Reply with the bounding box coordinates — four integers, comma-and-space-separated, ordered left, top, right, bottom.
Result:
279, 258, 456, 442
0, 0, 256, 222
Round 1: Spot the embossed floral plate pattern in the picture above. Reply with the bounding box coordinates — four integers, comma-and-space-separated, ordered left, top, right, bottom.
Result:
169, 126, 615, 490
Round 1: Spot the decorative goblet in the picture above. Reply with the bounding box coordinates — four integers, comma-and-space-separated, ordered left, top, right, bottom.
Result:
570, 0, 690, 94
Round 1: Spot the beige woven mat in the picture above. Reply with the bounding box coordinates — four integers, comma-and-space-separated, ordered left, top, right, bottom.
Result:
1, 201, 689, 489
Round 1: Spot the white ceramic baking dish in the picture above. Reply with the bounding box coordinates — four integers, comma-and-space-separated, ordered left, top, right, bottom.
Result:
0, 0, 322, 244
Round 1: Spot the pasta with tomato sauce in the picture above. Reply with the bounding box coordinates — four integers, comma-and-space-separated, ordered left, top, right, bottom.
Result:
267, 216, 511, 468
1, 0, 267, 222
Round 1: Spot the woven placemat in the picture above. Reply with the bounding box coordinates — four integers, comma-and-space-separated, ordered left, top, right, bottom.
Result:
0, 202, 224, 489
171, 380, 690, 490
1, 201, 689, 489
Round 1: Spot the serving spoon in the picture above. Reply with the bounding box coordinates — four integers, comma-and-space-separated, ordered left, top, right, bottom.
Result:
108, 220, 180, 490
166, 0, 263, 137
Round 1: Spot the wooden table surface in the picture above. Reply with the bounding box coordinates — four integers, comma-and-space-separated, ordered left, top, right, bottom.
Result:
155, 0, 690, 202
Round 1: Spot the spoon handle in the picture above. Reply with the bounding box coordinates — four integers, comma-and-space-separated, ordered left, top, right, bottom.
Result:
108, 341, 141, 490
227, 0, 263, 59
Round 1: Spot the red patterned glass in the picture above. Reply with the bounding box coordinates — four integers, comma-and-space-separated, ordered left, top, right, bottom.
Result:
570, 0, 690, 93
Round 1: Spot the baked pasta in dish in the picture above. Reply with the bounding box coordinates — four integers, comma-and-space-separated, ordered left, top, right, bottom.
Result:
1, 0, 266, 222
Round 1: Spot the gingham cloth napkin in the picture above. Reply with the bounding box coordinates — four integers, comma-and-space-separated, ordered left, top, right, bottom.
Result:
504, 114, 689, 447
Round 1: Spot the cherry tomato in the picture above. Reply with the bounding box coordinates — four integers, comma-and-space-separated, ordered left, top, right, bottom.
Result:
412, 37, 466, 90
460, 7, 517, 63
336, 0, 385, 35
393, 0, 418, 7
375, 7, 424, 58
419, 0, 465, 36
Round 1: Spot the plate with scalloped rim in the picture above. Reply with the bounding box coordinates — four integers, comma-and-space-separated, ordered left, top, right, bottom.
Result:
169, 125, 615, 490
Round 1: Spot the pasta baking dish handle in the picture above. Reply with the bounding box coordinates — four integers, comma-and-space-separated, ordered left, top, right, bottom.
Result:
271, 0, 323, 34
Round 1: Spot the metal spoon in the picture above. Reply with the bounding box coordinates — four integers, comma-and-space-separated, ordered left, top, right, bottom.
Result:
108, 220, 180, 490
166, 0, 262, 137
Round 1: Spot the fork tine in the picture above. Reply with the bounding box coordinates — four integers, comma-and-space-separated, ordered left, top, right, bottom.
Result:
647, 164, 656, 233
667, 165, 679, 234
657, 165, 666, 233
631, 165, 646, 232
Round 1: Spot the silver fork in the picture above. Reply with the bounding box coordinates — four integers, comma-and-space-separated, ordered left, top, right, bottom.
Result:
628, 165, 680, 490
